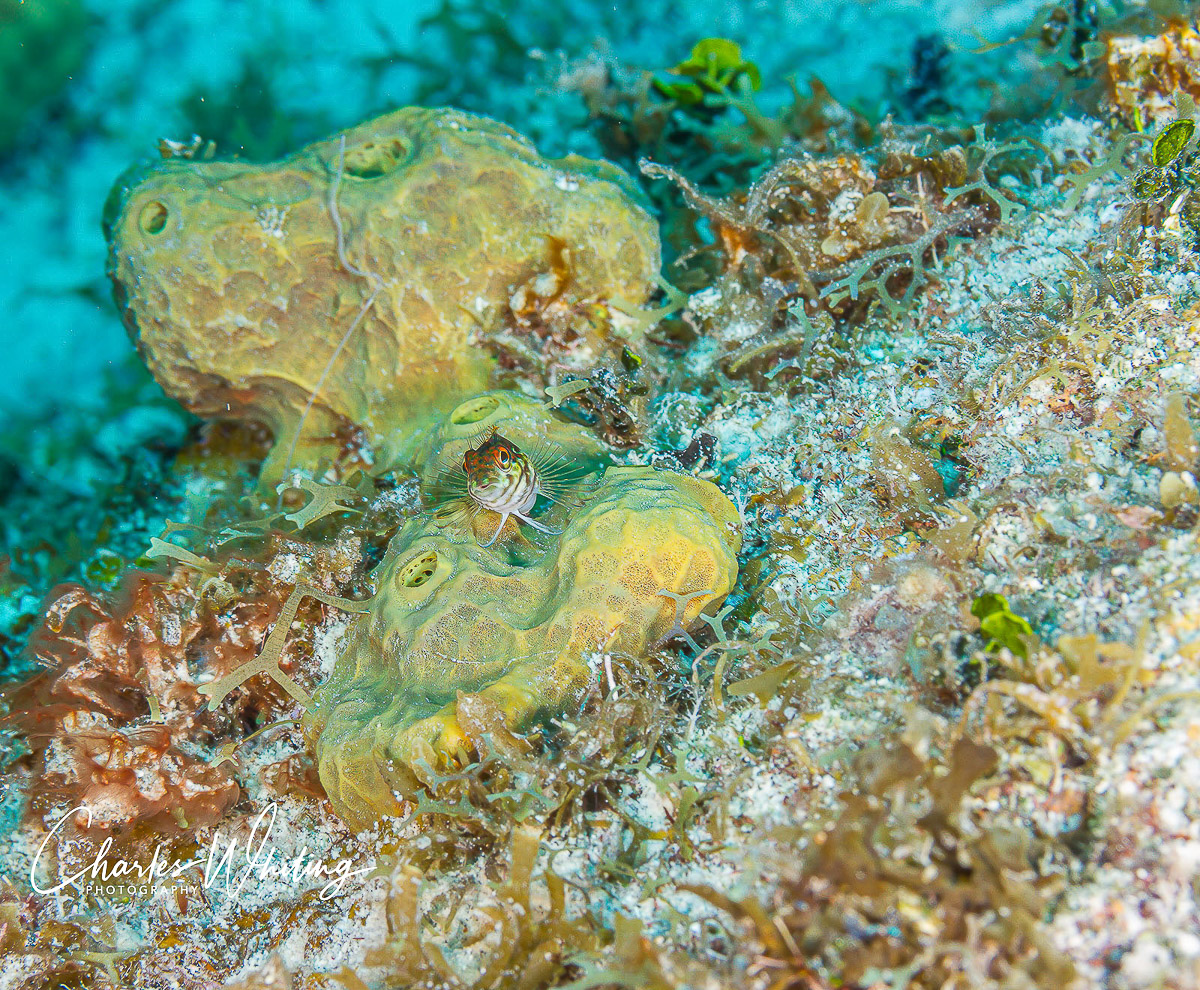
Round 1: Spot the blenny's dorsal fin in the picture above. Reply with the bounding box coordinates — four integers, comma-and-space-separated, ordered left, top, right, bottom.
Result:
464, 423, 500, 451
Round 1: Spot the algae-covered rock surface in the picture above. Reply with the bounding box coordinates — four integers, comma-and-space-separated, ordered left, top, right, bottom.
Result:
9, 3, 1200, 990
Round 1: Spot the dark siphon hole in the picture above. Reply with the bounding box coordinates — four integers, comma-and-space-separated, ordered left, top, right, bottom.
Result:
139, 201, 169, 235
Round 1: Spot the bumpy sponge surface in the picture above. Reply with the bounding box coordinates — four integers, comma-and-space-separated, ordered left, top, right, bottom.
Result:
306, 448, 740, 825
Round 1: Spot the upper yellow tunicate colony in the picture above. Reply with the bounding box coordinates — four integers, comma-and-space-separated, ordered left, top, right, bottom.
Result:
104, 107, 661, 479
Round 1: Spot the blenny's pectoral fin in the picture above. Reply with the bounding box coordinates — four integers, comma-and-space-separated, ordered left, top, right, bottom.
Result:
481, 512, 510, 548
516, 512, 561, 536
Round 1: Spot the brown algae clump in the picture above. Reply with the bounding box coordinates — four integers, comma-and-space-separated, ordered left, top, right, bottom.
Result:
103, 107, 661, 480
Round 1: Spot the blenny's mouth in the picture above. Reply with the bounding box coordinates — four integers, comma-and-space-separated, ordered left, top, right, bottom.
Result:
468, 487, 501, 507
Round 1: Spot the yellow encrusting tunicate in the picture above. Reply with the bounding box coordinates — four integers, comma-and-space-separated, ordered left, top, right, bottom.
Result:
104, 106, 661, 483
302, 394, 741, 826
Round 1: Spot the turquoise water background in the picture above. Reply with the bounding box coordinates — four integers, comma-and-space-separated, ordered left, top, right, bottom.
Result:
2, 0, 1042, 414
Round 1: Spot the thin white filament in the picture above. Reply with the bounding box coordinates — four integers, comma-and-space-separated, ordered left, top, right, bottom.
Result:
281, 135, 385, 487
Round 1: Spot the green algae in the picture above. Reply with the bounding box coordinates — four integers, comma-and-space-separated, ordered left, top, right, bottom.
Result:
651, 38, 762, 113
971, 592, 1036, 659
0, 0, 89, 155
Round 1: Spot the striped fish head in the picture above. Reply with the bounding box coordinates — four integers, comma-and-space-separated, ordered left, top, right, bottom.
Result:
463, 431, 537, 512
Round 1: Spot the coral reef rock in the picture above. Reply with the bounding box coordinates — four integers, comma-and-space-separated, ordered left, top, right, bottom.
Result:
304, 396, 741, 826
104, 107, 661, 480
1106, 21, 1200, 127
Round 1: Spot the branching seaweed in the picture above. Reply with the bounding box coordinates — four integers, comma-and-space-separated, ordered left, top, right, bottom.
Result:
143, 536, 219, 577
641, 157, 819, 296
653, 588, 717, 651
816, 206, 980, 317
197, 584, 373, 711
701, 734, 1076, 989
1062, 130, 1149, 212
277, 477, 365, 529
944, 126, 1037, 224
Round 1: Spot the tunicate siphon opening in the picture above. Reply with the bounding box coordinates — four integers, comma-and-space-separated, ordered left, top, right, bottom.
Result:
398, 551, 438, 588
450, 395, 500, 425
139, 201, 169, 235
342, 138, 409, 179
855, 191, 890, 237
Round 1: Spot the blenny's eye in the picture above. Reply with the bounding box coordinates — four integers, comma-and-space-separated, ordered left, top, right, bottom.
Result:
498, 449, 510, 467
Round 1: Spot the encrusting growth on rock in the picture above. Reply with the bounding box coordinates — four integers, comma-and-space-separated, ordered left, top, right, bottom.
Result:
303, 393, 742, 825
104, 107, 662, 482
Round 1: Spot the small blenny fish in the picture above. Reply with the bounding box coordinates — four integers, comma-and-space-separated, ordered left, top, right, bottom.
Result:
426, 428, 592, 547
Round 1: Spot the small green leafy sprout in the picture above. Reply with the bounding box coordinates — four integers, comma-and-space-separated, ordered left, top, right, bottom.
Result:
1132, 117, 1196, 198
83, 549, 124, 589
1127, 106, 1200, 249
653, 38, 761, 108
971, 593, 1034, 659
1152, 117, 1194, 167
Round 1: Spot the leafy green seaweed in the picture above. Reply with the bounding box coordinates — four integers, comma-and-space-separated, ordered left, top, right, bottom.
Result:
971, 592, 1034, 659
